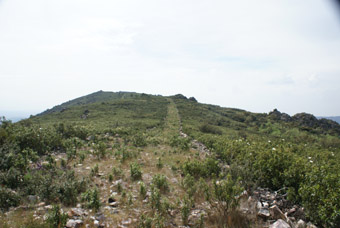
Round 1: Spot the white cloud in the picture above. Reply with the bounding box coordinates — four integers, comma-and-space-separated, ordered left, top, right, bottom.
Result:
1, 0, 340, 117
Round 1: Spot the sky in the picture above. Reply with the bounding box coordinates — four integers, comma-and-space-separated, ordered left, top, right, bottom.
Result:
1, 0, 340, 119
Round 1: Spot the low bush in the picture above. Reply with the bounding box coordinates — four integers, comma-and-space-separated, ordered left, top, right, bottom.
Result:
130, 162, 142, 180
81, 188, 101, 212
182, 158, 220, 178
152, 174, 169, 193
46, 204, 68, 228
199, 123, 222, 135
0, 187, 20, 211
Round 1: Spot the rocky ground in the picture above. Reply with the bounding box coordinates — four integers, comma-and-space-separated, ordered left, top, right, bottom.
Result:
0, 100, 320, 228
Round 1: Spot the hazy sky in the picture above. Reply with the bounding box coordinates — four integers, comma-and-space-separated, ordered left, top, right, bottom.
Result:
1, 0, 340, 118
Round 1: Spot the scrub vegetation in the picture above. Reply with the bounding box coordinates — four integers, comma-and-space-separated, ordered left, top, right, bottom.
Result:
0, 91, 339, 228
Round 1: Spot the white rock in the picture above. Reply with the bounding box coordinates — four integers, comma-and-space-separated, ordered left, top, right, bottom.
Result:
297, 219, 306, 228
269, 219, 291, 228
258, 208, 270, 218
66, 219, 83, 228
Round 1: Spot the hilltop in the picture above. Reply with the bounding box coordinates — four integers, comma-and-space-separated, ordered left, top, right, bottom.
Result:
33, 91, 340, 137
0, 91, 339, 228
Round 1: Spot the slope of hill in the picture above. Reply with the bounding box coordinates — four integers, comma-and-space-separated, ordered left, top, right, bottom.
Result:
0, 91, 339, 228
32, 91, 168, 131
318, 116, 340, 124
38, 90, 138, 115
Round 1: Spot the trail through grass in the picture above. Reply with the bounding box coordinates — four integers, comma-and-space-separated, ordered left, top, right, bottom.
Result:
163, 98, 181, 141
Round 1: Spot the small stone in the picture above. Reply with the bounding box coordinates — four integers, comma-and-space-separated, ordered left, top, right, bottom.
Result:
66, 219, 83, 228
257, 201, 262, 209
306, 222, 317, 228
258, 208, 270, 218
45, 205, 53, 210
269, 219, 291, 228
269, 205, 286, 220
109, 202, 119, 207
28, 195, 38, 203
67, 211, 74, 217
297, 219, 306, 228
263, 202, 269, 208
122, 218, 132, 225
288, 207, 296, 215
37, 202, 45, 207
70, 208, 87, 217
96, 213, 105, 222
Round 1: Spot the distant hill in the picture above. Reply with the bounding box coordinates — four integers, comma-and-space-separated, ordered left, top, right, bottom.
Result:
318, 116, 340, 124
30, 91, 169, 131
29, 91, 340, 137
37, 90, 138, 116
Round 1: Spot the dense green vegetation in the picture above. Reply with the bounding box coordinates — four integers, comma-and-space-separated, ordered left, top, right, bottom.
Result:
0, 91, 339, 227
173, 95, 340, 227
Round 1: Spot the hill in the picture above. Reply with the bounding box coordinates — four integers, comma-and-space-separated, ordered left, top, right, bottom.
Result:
38, 91, 138, 116
34, 91, 340, 137
0, 91, 339, 228
318, 116, 340, 124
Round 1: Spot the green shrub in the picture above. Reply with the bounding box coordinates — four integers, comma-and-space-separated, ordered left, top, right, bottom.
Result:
46, 205, 68, 228
207, 175, 243, 225
81, 188, 101, 212
57, 171, 86, 206
130, 162, 142, 180
152, 174, 169, 193
132, 134, 147, 147
182, 174, 197, 199
94, 141, 107, 159
139, 181, 147, 199
0, 187, 20, 211
156, 158, 163, 169
150, 186, 161, 211
170, 136, 190, 151
199, 123, 222, 135
91, 164, 99, 177
299, 165, 340, 228
138, 214, 152, 228
182, 158, 220, 178
181, 197, 191, 226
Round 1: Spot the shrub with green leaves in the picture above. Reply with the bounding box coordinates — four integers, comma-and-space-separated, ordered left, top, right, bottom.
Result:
156, 157, 163, 169
152, 174, 169, 193
94, 141, 107, 159
169, 136, 190, 150
91, 164, 99, 177
182, 158, 220, 178
182, 174, 197, 199
199, 123, 222, 135
130, 162, 142, 180
299, 165, 340, 228
81, 188, 101, 212
181, 197, 191, 226
139, 181, 147, 199
46, 205, 68, 228
0, 187, 20, 211
138, 214, 152, 228
150, 186, 161, 211
207, 174, 243, 225
132, 133, 147, 147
